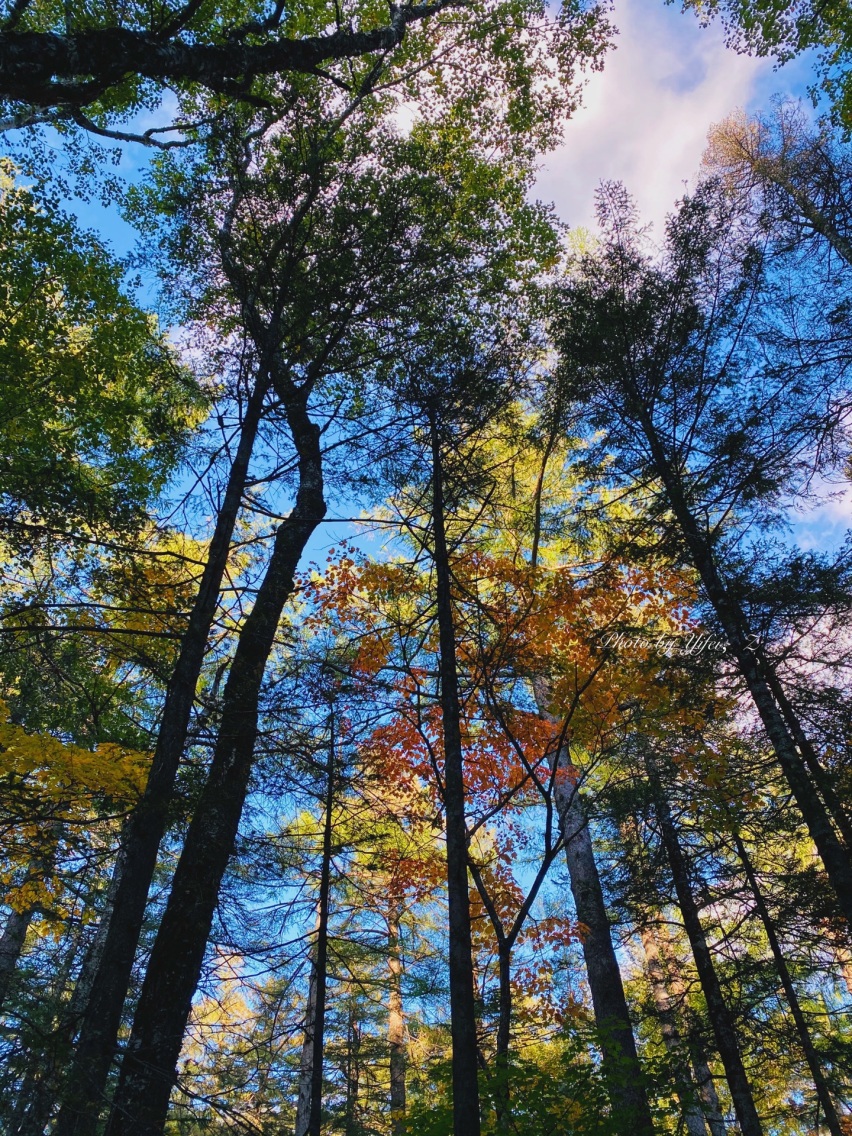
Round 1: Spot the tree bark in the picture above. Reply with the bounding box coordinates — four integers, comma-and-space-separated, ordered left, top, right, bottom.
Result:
532, 685, 654, 1134
638, 414, 852, 933
102, 392, 325, 1136
0, 8, 451, 113
305, 713, 335, 1136
430, 425, 481, 1136
294, 911, 321, 1136
54, 375, 268, 1136
0, 903, 34, 1010
731, 829, 844, 1136
646, 753, 764, 1136
759, 666, 852, 852
388, 909, 406, 1135
494, 944, 512, 1131
639, 924, 710, 1136
654, 923, 727, 1136
344, 1007, 361, 1136
557, 777, 655, 1134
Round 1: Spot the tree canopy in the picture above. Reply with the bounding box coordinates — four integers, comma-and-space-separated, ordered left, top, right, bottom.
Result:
2, 6, 852, 1136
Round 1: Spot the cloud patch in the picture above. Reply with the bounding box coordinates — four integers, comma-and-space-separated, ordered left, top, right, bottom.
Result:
535, 0, 778, 235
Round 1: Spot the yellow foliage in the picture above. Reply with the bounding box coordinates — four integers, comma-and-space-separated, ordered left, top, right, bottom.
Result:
0, 700, 149, 912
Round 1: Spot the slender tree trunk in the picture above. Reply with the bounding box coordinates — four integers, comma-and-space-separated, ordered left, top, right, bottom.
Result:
429, 425, 481, 1136
0, 904, 34, 1010
757, 156, 852, 268
294, 912, 321, 1136
654, 923, 727, 1136
102, 393, 325, 1136
14, 865, 122, 1136
646, 753, 764, 1136
306, 713, 335, 1136
760, 668, 852, 852
731, 829, 844, 1136
55, 375, 268, 1136
344, 1007, 360, 1136
557, 778, 655, 1134
639, 421, 852, 932
532, 692, 655, 1135
493, 944, 512, 1133
831, 940, 852, 997
639, 925, 710, 1136
388, 909, 406, 1135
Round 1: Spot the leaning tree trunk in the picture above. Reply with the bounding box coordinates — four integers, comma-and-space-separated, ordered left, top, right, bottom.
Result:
55, 375, 268, 1136
559, 781, 655, 1134
646, 752, 764, 1136
429, 425, 481, 1136
759, 667, 852, 852
638, 421, 852, 933
731, 829, 844, 1136
102, 392, 325, 1136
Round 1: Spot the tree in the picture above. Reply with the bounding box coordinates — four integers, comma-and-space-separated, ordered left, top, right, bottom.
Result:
550, 179, 852, 933
704, 103, 852, 268
0, 0, 611, 142
677, 0, 852, 128
0, 161, 202, 544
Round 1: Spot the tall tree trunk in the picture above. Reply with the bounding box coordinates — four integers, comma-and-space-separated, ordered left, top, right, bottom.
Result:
558, 778, 655, 1134
533, 691, 655, 1135
429, 424, 481, 1136
638, 417, 852, 932
646, 752, 764, 1136
759, 668, 852, 852
654, 923, 727, 1136
639, 925, 711, 1136
294, 911, 321, 1136
102, 393, 325, 1136
387, 909, 406, 1135
305, 714, 335, 1136
55, 375, 268, 1136
731, 829, 844, 1136
0, 904, 34, 1010
492, 944, 512, 1133
344, 1007, 360, 1136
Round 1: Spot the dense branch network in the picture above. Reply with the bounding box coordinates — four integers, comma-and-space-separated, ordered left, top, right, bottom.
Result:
0, 0, 459, 117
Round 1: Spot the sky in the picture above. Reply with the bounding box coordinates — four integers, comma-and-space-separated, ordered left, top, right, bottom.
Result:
536, 0, 815, 235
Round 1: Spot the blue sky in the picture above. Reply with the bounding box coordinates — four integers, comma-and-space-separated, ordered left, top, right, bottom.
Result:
536, 0, 819, 233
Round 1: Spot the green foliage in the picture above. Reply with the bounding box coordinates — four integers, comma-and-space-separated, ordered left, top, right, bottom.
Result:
0, 161, 205, 543
677, 0, 852, 129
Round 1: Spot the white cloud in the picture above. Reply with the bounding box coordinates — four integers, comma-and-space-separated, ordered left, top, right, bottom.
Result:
534, 0, 782, 234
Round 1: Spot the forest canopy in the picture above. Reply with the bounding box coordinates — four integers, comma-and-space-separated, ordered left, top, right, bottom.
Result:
1, 3, 852, 1136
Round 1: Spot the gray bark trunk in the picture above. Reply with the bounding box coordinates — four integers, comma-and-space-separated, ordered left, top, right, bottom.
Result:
0, 904, 34, 1010
639, 924, 711, 1136
535, 688, 655, 1135
294, 912, 321, 1136
655, 923, 727, 1136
